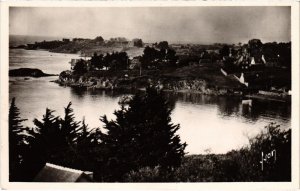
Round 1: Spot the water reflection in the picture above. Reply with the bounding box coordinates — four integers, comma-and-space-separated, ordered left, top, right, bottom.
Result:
241, 99, 291, 122
9, 77, 291, 154
71, 88, 133, 98
163, 92, 290, 124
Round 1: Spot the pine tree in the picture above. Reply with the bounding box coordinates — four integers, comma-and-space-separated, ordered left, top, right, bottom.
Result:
61, 102, 81, 144
100, 87, 187, 181
76, 117, 90, 145
74, 118, 106, 173
58, 102, 84, 168
33, 108, 63, 164
32, 103, 81, 169
9, 98, 27, 181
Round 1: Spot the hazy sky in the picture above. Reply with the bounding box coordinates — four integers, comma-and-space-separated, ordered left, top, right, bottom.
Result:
9, 6, 291, 44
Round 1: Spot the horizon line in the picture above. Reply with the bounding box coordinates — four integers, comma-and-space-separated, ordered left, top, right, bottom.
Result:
9, 34, 291, 45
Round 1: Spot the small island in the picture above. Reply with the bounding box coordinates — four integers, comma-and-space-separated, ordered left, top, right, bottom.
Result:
9, 68, 55, 78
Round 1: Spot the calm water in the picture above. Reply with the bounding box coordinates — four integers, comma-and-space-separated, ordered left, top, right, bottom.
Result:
9, 49, 291, 154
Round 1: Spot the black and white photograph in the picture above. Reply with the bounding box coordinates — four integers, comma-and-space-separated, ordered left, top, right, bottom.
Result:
1, 1, 299, 188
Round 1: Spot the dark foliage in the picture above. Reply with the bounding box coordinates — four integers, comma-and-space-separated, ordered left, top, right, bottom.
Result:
73, 59, 88, 74
140, 46, 178, 69
133, 38, 143, 47
9, 68, 52, 77
9, 98, 39, 181
165, 48, 178, 66
263, 42, 291, 69
9, 98, 27, 181
60, 103, 81, 143
90, 53, 104, 70
140, 46, 160, 68
223, 57, 237, 73
90, 51, 129, 71
26, 40, 69, 50
156, 41, 169, 50
177, 55, 201, 67
32, 103, 87, 169
220, 45, 230, 58
248, 39, 263, 58
99, 87, 187, 181
94, 36, 104, 43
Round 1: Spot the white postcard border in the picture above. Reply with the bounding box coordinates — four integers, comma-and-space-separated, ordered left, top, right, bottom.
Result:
1, 1, 299, 190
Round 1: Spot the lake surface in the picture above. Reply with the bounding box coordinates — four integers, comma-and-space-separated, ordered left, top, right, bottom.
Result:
9, 49, 291, 154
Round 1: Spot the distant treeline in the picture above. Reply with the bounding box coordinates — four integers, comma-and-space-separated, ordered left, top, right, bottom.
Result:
26, 40, 70, 50
83, 42, 178, 72
19, 36, 144, 51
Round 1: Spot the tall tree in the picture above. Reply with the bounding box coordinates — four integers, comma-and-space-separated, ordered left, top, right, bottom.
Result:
248, 39, 263, 59
100, 87, 187, 181
33, 108, 63, 164
73, 59, 88, 74
157, 41, 169, 50
33, 103, 82, 169
94, 36, 104, 43
61, 102, 81, 143
90, 52, 104, 70
220, 45, 230, 58
76, 117, 90, 145
165, 48, 178, 66
9, 98, 27, 181
133, 38, 143, 47
140, 46, 160, 68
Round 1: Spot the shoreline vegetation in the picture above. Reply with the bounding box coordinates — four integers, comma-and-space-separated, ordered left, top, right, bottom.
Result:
9, 88, 291, 182
53, 65, 291, 103
10, 35, 291, 102
54, 64, 245, 96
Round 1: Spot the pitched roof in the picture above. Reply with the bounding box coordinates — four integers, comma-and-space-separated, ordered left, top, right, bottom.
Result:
33, 163, 93, 182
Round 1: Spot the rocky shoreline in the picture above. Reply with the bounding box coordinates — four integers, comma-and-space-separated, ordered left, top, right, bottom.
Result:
53, 70, 291, 103
54, 71, 244, 96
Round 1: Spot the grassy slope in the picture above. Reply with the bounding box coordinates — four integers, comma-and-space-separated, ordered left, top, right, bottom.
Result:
80, 63, 243, 91
163, 64, 242, 89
